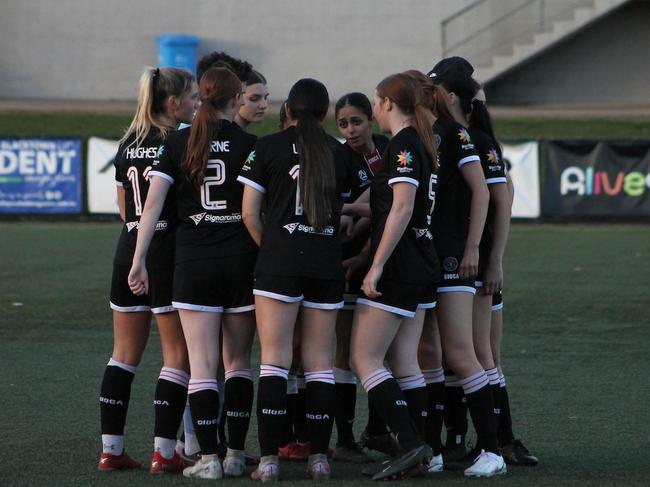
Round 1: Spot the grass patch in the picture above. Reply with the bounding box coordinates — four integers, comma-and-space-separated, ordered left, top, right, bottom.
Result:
1, 222, 649, 485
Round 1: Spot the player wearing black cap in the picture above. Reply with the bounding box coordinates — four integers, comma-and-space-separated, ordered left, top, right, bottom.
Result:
98, 67, 197, 474
239, 78, 351, 481
129, 67, 258, 480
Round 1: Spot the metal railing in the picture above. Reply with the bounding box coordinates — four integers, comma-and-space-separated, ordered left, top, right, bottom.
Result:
441, 0, 595, 67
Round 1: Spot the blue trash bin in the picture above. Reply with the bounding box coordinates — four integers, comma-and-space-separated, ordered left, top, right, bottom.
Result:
156, 34, 199, 74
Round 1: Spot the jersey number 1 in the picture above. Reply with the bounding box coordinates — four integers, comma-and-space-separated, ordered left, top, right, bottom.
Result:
126, 165, 151, 216
289, 164, 303, 215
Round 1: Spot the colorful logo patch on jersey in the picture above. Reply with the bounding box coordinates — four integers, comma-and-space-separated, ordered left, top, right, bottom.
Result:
487, 148, 499, 164
397, 150, 413, 167
156, 145, 165, 158
245, 151, 255, 165
458, 128, 471, 144
283, 222, 299, 234
442, 256, 459, 272
189, 212, 206, 226
126, 222, 138, 232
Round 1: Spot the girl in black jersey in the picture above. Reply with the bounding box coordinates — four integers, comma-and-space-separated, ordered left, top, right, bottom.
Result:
99, 67, 197, 473
235, 70, 269, 130
332, 93, 395, 461
239, 78, 350, 481
129, 67, 258, 480
349, 73, 440, 480
425, 62, 506, 477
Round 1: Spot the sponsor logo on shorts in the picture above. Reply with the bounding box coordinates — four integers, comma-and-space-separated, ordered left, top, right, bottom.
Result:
396, 150, 414, 173
443, 256, 459, 272
189, 212, 206, 225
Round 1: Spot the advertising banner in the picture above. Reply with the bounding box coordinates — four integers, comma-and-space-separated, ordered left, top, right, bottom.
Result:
502, 141, 540, 218
87, 137, 120, 214
0, 138, 82, 213
544, 141, 650, 216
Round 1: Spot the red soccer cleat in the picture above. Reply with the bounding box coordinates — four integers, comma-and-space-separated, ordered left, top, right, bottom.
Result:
279, 441, 309, 461
98, 452, 141, 471
149, 451, 187, 474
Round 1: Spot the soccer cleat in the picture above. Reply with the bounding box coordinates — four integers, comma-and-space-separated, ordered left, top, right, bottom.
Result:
279, 441, 309, 461
464, 450, 507, 477
307, 453, 331, 480
426, 453, 444, 473
180, 449, 201, 466
98, 452, 141, 471
182, 456, 223, 479
333, 440, 373, 463
149, 451, 186, 474
251, 456, 280, 482
359, 428, 400, 457
371, 444, 432, 481
223, 449, 246, 477
500, 439, 538, 466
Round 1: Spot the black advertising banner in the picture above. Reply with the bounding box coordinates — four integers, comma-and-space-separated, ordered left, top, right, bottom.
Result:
544, 141, 650, 216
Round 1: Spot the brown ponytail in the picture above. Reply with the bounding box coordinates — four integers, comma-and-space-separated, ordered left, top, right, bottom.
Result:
183, 67, 241, 189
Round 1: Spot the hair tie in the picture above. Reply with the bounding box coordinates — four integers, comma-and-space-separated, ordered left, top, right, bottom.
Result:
153, 68, 160, 80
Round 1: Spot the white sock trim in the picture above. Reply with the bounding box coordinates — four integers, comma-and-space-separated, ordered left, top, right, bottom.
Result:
159, 367, 190, 387
188, 378, 219, 394
305, 369, 335, 385
334, 367, 357, 385
107, 358, 136, 374
361, 368, 392, 392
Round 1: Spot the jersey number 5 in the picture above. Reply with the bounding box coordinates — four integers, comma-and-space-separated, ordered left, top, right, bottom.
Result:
201, 159, 227, 210
127, 165, 151, 216
289, 164, 303, 215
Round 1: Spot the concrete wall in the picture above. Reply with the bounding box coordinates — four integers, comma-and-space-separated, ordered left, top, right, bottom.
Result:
485, 0, 650, 105
0, 0, 474, 102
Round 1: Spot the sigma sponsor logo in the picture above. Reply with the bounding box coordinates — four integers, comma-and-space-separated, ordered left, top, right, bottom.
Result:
126, 146, 158, 160
125, 220, 167, 232
395, 400, 408, 406
283, 222, 334, 235
189, 213, 206, 225
99, 396, 123, 406
262, 408, 287, 415
126, 221, 138, 232
204, 213, 242, 224
227, 411, 251, 418
196, 419, 219, 426
560, 167, 650, 197
155, 220, 168, 231
306, 413, 331, 420
153, 400, 170, 406
412, 227, 432, 239
442, 256, 458, 272
284, 222, 299, 234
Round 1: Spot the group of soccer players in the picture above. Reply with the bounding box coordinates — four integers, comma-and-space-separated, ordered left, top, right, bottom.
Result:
98, 50, 537, 482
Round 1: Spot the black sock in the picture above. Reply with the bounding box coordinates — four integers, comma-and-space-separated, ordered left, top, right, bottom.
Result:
334, 382, 357, 445
280, 375, 298, 447
365, 397, 387, 435
498, 382, 515, 446
188, 381, 220, 455
461, 372, 498, 454
257, 366, 288, 457
444, 375, 467, 449
305, 372, 336, 454
425, 381, 445, 455
154, 370, 188, 440
363, 370, 421, 452
294, 375, 308, 443
396, 376, 428, 439
224, 373, 254, 451
100, 360, 135, 435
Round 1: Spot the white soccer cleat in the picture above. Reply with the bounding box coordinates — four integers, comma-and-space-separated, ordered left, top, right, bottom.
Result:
223, 449, 246, 477
182, 455, 223, 479
251, 456, 280, 482
464, 450, 507, 477
427, 453, 444, 473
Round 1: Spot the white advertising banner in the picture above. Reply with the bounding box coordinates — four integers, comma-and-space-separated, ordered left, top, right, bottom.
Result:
87, 137, 119, 214
502, 141, 540, 218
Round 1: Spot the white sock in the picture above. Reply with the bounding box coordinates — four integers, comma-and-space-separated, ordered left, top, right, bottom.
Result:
154, 437, 176, 459
102, 434, 124, 455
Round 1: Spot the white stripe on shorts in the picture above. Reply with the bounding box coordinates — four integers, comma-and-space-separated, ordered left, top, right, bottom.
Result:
356, 298, 415, 318
172, 301, 223, 313
110, 301, 150, 313
253, 289, 302, 303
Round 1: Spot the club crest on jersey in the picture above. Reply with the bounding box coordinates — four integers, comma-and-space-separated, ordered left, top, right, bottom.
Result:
126, 222, 138, 232
443, 256, 459, 272
189, 212, 206, 225
284, 222, 299, 234
396, 150, 414, 173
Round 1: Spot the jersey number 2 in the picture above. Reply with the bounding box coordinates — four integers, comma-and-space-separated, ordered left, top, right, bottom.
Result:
201, 159, 227, 210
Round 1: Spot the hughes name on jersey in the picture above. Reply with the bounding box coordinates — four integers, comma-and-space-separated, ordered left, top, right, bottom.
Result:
370, 126, 439, 284
113, 130, 176, 268
237, 126, 352, 280
150, 120, 258, 263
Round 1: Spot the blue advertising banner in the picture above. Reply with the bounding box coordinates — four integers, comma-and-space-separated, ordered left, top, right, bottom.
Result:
0, 138, 82, 213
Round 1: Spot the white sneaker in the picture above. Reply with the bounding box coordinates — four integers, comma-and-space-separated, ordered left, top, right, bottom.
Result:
464, 450, 507, 477
251, 455, 279, 482
307, 453, 330, 480
223, 449, 246, 477
183, 455, 223, 479
427, 453, 444, 473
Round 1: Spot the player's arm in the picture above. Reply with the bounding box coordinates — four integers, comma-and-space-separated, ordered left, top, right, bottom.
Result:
116, 185, 126, 222
484, 183, 511, 295
242, 185, 264, 246
459, 162, 489, 279
128, 176, 171, 295
363, 182, 415, 298
342, 188, 371, 217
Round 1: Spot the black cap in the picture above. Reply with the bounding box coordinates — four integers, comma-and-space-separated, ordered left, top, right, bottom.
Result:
427, 56, 474, 79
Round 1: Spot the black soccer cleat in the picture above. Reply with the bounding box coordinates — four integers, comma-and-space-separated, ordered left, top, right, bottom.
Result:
500, 439, 538, 466
371, 444, 433, 481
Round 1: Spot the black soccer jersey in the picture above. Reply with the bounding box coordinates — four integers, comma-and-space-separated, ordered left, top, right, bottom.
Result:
113, 130, 176, 268
431, 117, 482, 256
369, 126, 440, 285
344, 134, 390, 203
237, 126, 351, 280
150, 120, 258, 263
469, 128, 507, 252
